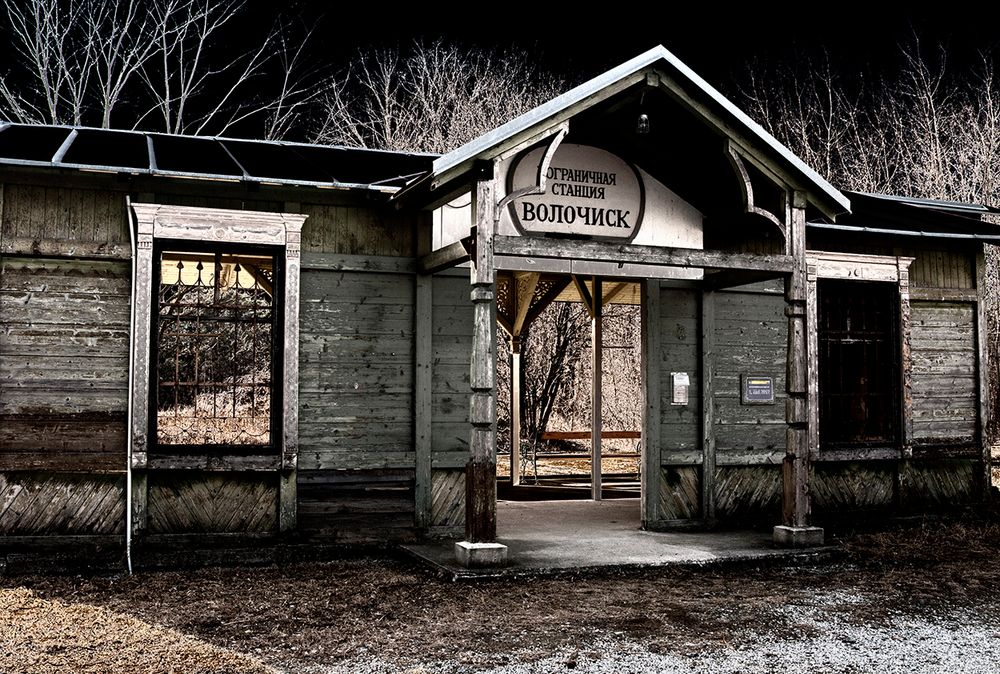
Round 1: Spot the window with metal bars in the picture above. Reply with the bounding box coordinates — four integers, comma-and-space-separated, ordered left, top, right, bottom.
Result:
151, 242, 282, 454
817, 280, 900, 447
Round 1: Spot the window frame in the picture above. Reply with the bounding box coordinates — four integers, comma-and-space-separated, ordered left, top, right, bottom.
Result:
806, 252, 914, 457
129, 202, 305, 474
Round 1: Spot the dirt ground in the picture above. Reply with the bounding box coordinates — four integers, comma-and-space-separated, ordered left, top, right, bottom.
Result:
2, 513, 1000, 673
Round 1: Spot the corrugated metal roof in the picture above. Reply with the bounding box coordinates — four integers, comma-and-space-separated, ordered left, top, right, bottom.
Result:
0, 123, 436, 192
424, 45, 851, 215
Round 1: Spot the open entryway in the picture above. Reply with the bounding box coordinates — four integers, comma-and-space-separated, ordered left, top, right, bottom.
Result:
494, 272, 643, 508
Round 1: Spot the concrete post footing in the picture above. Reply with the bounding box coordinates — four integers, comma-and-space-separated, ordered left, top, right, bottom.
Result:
773, 525, 825, 548
454, 541, 508, 568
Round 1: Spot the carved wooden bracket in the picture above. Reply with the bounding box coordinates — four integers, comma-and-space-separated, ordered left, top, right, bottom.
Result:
725, 141, 787, 241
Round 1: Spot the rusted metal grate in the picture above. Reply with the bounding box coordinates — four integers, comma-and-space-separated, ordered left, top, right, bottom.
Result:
154, 248, 278, 451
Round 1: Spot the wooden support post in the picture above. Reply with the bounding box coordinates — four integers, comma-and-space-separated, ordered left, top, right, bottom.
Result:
775, 191, 823, 547
456, 174, 507, 568
898, 257, 913, 458
129, 209, 154, 539
701, 289, 716, 522
592, 277, 603, 501
976, 247, 992, 498
279, 218, 303, 533
414, 274, 433, 527
806, 263, 819, 462
641, 279, 661, 527
510, 336, 522, 487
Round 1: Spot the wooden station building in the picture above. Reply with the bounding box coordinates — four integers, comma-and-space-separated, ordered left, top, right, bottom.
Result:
0, 46, 996, 568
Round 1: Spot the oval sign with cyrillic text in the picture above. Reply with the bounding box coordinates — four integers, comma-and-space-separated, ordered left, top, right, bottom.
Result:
507, 143, 644, 240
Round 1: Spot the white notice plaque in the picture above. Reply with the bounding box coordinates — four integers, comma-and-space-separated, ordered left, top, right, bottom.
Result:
671, 372, 690, 406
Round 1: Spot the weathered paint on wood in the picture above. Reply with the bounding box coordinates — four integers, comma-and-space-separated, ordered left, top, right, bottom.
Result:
713, 465, 782, 524
700, 290, 716, 521
903, 248, 974, 289
147, 473, 278, 534
658, 287, 699, 454
494, 235, 797, 274
712, 289, 788, 456
466, 176, 498, 544
910, 302, 977, 445
0, 257, 130, 470
414, 274, 433, 527
297, 270, 415, 471
0, 472, 124, 535
432, 274, 474, 457
658, 467, 700, 520
295, 469, 415, 540
900, 459, 976, 508
811, 463, 895, 513
0, 183, 128, 256
641, 279, 661, 526
430, 469, 465, 528
300, 202, 417, 258
975, 249, 991, 497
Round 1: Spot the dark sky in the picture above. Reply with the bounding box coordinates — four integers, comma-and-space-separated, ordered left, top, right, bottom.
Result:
287, 3, 1000, 91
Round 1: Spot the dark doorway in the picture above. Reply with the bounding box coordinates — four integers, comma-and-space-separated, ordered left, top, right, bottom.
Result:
817, 280, 900, 447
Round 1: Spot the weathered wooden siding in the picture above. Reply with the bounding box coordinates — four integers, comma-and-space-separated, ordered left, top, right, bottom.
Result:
300, 203, 416, 258
658, 466, 700, 520
147, 473, 277, 534
910, 302, 977, 445
811, 463, 895, 514
658, 287, 699, 457
0, 473, 125, 535
0, 183, 129, 257
904, 249, 974, 289
900, 459, 976, 507
429, 273, 473, 528
296, 265, 417, 538
430, 469, 465, 528
298, 269, 415, 469
713, 465, 782, 524
713, 286, 787, 456
649, 286, 699, 524
0, 257, 131, 472
296, 469, 415, 540
803, 243, 980, 518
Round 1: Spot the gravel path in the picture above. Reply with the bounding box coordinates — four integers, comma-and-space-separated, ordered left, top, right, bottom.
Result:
5, 518, 999, 674
308, 590, 1000, 674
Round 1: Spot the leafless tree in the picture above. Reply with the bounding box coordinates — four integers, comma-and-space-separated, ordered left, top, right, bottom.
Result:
740, 35, 1000, 441
314, 40, 564, 153
521, 301, 591, 447
0, 0, 323, 138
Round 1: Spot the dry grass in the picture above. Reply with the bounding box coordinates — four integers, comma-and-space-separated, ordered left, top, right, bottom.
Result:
495, 456, 640, 478
158, 391, 270, 445
4, 514, 999, 672
0, 587, 273, 674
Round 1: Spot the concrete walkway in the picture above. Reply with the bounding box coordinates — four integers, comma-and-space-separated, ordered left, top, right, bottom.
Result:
403, 499, 834, 579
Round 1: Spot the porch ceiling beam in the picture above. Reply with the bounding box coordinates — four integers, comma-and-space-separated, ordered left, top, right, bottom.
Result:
493, 235, 797, 273
418, 232, 474, 275
602, 281, 631, 306
702, 268, 786, 290
523, 276, 572, 328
